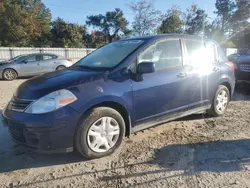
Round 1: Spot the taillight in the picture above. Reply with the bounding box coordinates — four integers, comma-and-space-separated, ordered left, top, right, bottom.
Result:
225, 61, 235, 71
67, 58, 72, 62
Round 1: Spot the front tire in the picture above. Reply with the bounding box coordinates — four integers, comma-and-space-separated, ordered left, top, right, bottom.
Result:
208, 85, 230, 117
75, 107, 125, 159
2, 69, 17, 81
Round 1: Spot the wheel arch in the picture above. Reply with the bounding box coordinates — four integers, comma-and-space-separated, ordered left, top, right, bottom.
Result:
75, 100, 132, 138
56, 65, 66, 70
91, 101, 131, 137
3, 68, 18, 77
219, 81, 232, 100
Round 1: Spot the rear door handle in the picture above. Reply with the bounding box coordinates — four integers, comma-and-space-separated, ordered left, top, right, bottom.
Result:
178, 72, 187, 78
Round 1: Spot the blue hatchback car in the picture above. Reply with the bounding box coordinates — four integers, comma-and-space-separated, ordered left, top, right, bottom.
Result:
2, 34, 235, 159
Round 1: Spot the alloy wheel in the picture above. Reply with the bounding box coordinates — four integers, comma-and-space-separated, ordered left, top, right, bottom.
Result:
216, 90, 229, 113
4, 70, 16, 80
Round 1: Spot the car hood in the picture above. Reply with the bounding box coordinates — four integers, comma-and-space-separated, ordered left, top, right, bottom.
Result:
14, 67, 105, 100
238, 55, 250, 64
0, 61, 12, 65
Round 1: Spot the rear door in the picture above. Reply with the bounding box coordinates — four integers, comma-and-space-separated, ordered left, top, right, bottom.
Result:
183, 39, 221, 109
39, 54, 57, 73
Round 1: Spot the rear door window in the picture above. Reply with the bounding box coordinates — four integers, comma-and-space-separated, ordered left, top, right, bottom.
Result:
185, 40, 217, 65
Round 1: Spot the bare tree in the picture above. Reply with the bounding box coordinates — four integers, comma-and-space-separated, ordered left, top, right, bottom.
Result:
129, 0, 161, 36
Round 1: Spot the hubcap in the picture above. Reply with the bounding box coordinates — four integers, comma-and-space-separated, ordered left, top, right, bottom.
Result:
87, 117, 120, 153
58, 66, 65, 70
4, 70, 15, 80
216, 90, 228, 113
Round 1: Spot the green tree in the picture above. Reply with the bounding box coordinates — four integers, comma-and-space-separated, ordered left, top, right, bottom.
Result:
214, 0, 235, 32
0, 0, 51, 47
129, 0, 161, 36
51, 18, 86, 48
230, 0, 250, 48
157, 7, 184, 34
184, 4, 208, 35
86, 8, 130, 44
84, 31, 107, 48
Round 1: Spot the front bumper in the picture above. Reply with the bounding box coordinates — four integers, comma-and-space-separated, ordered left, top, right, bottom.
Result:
1, 106, 81, 153
0, 69, 3, 79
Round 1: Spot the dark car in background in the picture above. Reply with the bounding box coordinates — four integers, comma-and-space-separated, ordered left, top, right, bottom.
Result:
0, 53, 73, 80
235, 54, 250, 81
1, 34, 235, 159
230, 49, 250, 82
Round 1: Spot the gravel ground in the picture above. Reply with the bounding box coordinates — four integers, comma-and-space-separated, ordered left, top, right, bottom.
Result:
0, 79, 250, 188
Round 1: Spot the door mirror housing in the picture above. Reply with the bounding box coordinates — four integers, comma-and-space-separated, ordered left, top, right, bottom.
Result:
22, 60, 28, 64
137, 62, 155, 74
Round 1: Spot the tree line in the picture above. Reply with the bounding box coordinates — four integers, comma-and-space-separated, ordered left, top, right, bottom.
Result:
0, 0, 249, 49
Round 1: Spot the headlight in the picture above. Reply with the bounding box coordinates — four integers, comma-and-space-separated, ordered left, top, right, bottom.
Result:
25, 89, 77, 114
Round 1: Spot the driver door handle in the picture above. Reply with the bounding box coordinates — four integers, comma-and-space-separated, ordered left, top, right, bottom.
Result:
177, 72, 187, 78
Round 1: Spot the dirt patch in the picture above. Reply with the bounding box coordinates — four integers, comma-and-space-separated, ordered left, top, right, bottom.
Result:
0, 80, 250, 188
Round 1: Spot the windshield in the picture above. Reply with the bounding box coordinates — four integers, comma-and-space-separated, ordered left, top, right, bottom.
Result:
10, 55, 28, 61
75, 40, 144, 69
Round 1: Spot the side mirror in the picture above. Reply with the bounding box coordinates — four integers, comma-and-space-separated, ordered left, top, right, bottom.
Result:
22, 60, 28, 64
137, 62, 155, 74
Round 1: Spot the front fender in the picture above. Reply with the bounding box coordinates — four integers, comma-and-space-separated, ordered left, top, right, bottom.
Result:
76, 95, 133, 117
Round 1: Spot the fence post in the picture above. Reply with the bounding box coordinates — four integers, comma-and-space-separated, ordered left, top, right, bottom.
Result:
9, 48, 14, 59
65, 48, 69, 58
39, 48, 44, 53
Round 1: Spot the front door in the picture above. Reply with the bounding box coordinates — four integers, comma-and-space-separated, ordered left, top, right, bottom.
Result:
19, 55, 41, 76
131, 38, 191, 126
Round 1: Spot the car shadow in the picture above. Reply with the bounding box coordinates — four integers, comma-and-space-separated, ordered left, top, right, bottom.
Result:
152, 139, 250, 174
233, 81, 250, 101
99, 139, 250, 187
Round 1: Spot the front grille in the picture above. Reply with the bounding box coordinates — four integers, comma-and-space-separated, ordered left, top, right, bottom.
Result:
239, 64, 250, 72
9, 97, 33, 112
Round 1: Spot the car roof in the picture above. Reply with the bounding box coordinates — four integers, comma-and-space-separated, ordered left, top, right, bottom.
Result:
125, 34, 214, 43
23, 53, 62, 57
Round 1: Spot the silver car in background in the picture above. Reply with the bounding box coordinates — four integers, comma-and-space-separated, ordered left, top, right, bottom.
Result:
0, 53, 73, 80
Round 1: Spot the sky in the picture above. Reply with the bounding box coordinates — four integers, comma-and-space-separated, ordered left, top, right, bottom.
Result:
43, 0, 217, 26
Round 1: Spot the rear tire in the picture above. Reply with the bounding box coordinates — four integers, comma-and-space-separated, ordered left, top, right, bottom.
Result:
56, 65, 66, 70
2, 69, 17, 81
75, 107, 125, 159
208, 85, 230, 117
